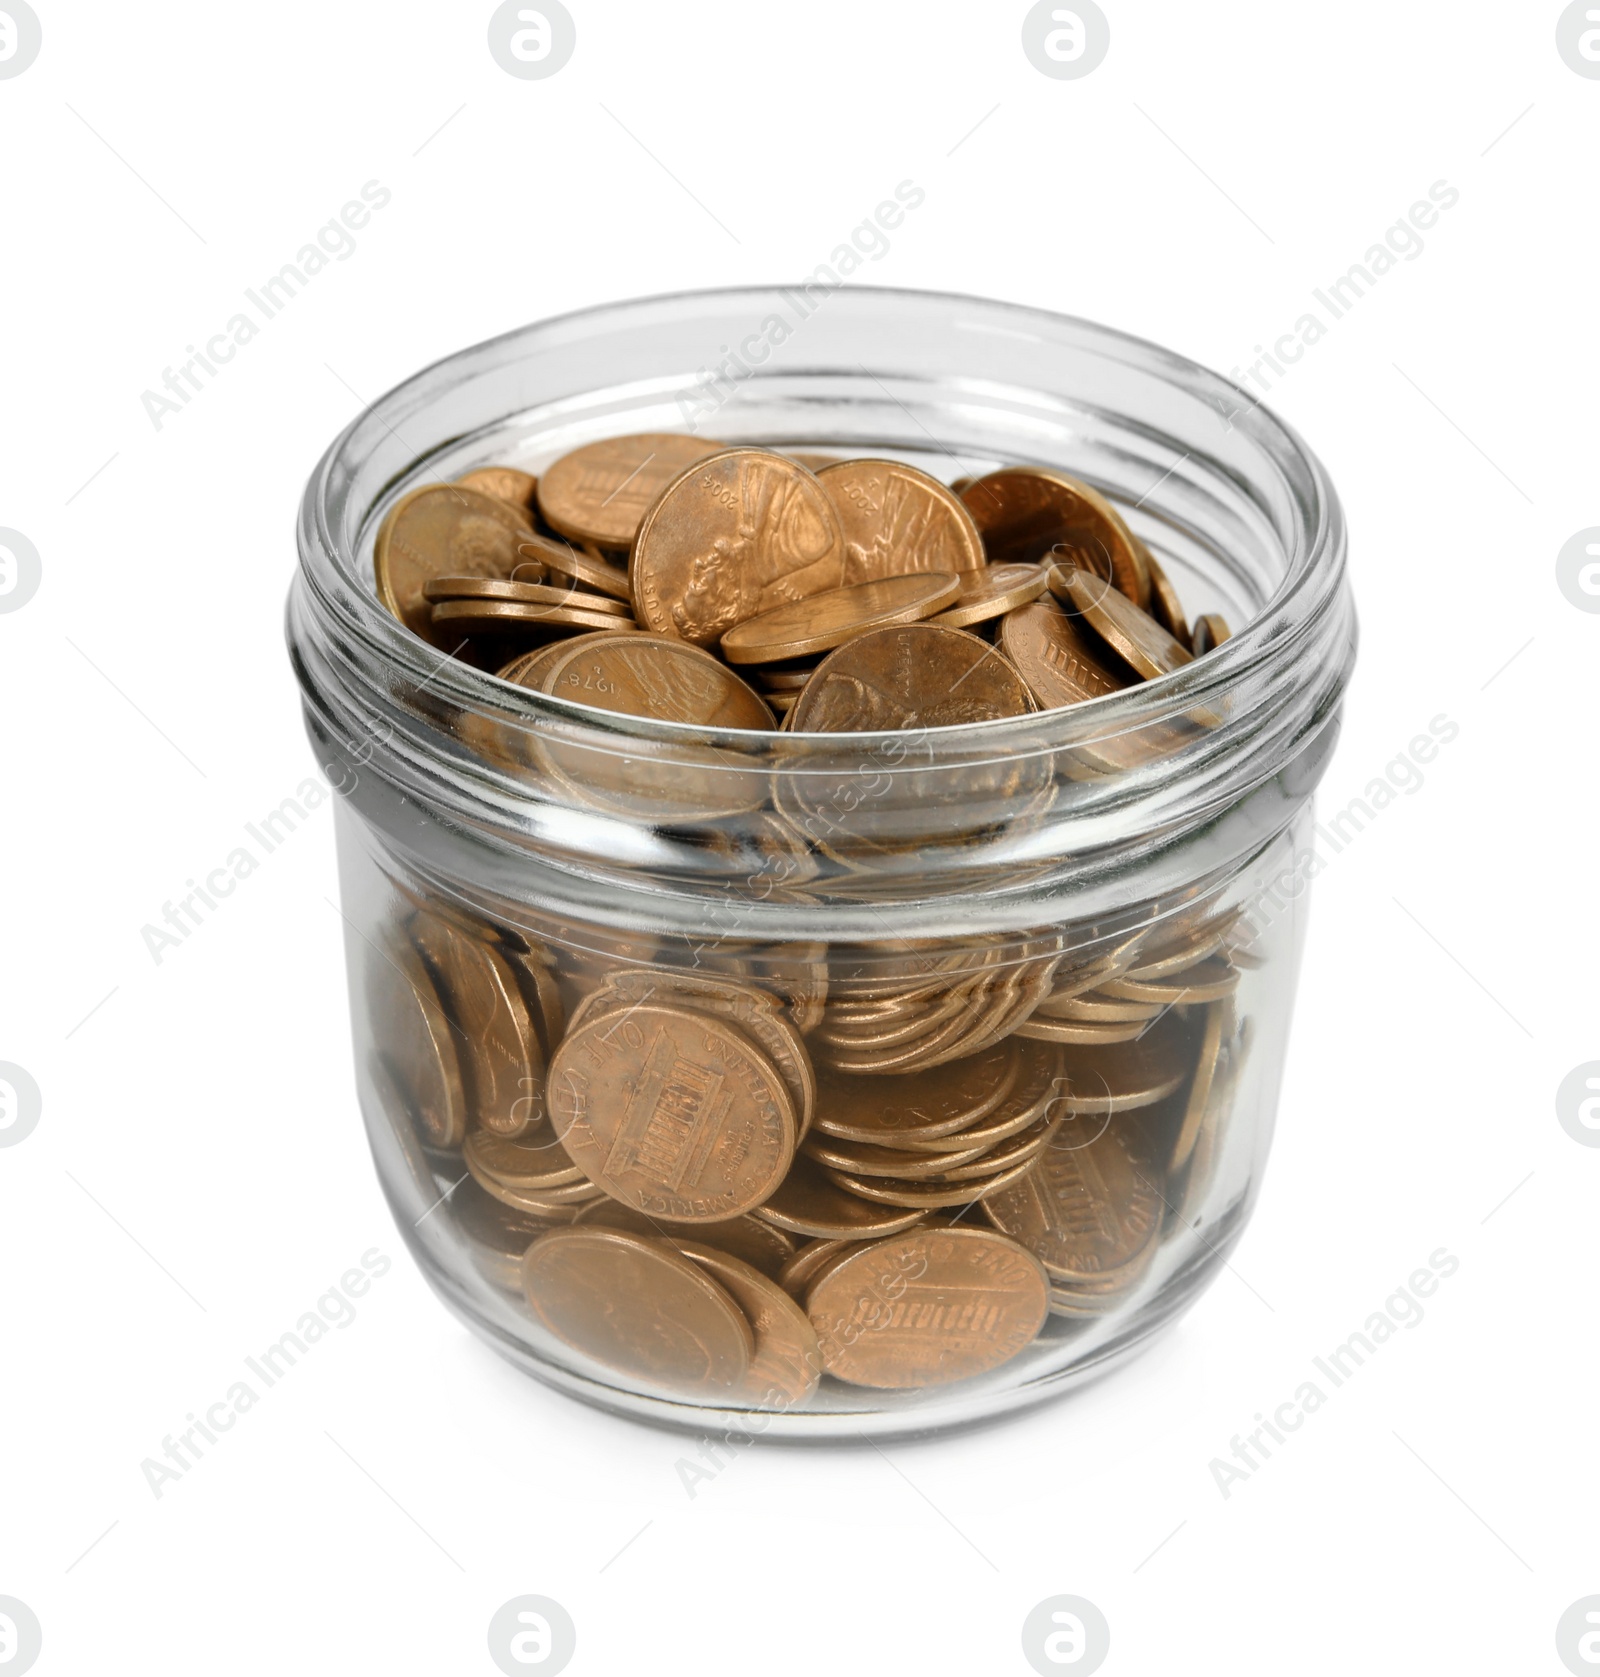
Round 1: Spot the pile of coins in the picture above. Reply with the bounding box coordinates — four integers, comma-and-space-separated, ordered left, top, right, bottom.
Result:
363, 431, 1254, 1408
373, 435, 1232, 734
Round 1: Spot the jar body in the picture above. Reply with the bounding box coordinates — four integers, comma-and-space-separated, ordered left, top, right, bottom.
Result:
289, 287, 1354, 1438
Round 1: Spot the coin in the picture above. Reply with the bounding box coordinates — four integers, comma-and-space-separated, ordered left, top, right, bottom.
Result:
755, 664, 820, 692
537, 433, 724, 550
815, 459, 986, 585
464, 1123, 586, 1190
777, 1237, 862, 1299
1104, 956, 1239, 1006
1192, 612, 1233, 655
374, 483, 536, 647
805, 1226, 1050, 1388
803, 1129, 998, 1181
456, 466, 538, 513
820, 1152, 1039, 1208
1052, 1012, 1194, 1115
960, 467, 1150, 607
535, 539, 634, 601
538, 632, 773, 729
894, 1039, 1063, 1153
451, 1177, 551, 1290
1168, 999, 1226, 1175
752, 1153, 928, 1239
676, 1241, 822, 1406
811, 1040, 1020, 1145
1014, 1015, 1146, 1044
786, 622, 1035, 732
407, 908, 543, 1137
365, 937, 467, 1150
423, 576, 628, 612
431, 599, 639, 636
1032, 991, 1165, 1023
1143, 547, 1190, 646
547, 1004, 796, 1222
1049, 565, 1194, 681
466, 1155, 604, 1215
521, 1226, 754, 1394
930, 563, 1049, 629
574, 1200, 796, 1278
631, 448, 846, 646
721, 572, 962, 665
998, 596, 1135, 711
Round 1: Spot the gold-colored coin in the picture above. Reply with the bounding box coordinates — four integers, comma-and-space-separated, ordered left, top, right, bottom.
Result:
547, 1004, 796, 1222
574, 1200, 796, 1279
805, 1226, 1050, 1389
720, 572, 962, 665
537, 433, 724, 550
364, 937, 467, 1150
1192, 612, 1233, 655
752, 1153, 927, 1239
423, 576, 629, 612
960, 467, 1151, 607
374, 483, 536, 647
535, 538, 634, 601
998, 597, 1136, 711
811, 1040, 1020, 1145
786, 622, 1034, 732
1049, 565, 1194, 681
521, 1226, 754, 1395
815, 459, 986, 585
631, 448, 846, 646
430, 599, 639, 636
930, 563, 1049, 630
456, 466, 538, 514
1143, 546, 1190, 646
676, 1241, 822, 1407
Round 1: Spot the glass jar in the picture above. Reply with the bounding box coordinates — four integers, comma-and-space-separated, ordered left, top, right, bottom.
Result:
286, 286, 1355, 1440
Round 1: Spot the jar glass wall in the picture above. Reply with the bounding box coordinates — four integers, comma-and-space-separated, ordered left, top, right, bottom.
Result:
288, 287, 1355, 1439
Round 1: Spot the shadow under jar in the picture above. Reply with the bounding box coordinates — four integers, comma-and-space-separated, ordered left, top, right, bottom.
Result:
287, 286, 1356, 1441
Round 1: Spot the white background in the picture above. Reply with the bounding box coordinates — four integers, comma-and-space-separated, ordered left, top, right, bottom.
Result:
2, 3, 1595, 1673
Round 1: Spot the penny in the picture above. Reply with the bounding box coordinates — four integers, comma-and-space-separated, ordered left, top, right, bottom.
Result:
1049, 565, 1194, 681
1122, 930, 1226, 983
1192, 612, 1233, 656
983, 1111, 1163, 1281
535, 539, 635, 601
547, 1004, 796, 1222
676, 1241, 822, 1406
571, 969, 815, 1139
423, 575, 629, 612
930, 563, 1049, 630
431, 599, 639, 635
820, 1152, 1039, 1209
1143, 547, 1190, 646
1169, 1000, 1226, 1175
407, 908, 543, 1137
464, 1122, 586, 1190
537, 433, 724, 550
803, 1129, 998, 1182
374, 483, 536, 647
574, 1201, 796, 1279
960, 467, 1150, 607
456, 466, 538, 514
1014, 1015, 1147, 1044
815, 459, 985, 585
496, 634, 605, 693
998, 597, 1136, 711
538, 632, 773, 730
722, 572, 962, 665
752, 1153, 927, 1239
915, 1106, 1064, 1184
521, 1226, 754, 1394
894, 1039, 1063, 1153
1105, 955, 1240, 1006
812, 1040, 1020, 1145
1052, 1012, 1195, 1115
787, 622, 1035, 732
1031, 991, 1165, 1023
806, 1226, 1050, 1388
777, 1237, 863, 1299
451, 1177, 551, 1290
631, 448, 846, 646
365, 937, 467, 1150
756, 664, 820, 692
466, 1157, 604, 1215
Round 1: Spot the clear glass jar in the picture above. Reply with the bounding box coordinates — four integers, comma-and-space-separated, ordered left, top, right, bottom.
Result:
286, 286, 1355, 1440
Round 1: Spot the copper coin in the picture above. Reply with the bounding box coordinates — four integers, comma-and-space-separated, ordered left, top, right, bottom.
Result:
1014, 1016, 1146, 1045
806, 1226, 1049, 1389
631, 448, 846, 647
365, 938, 467, 1150
776, 1237, 863, 1299
1032, 991, 1165, 1023
575, 1200, 796, 1279
539, 632, 773, 729
1104, 956, 1240, 1006
423, 576, 629, 612
466, 1158, 604, 1215
803, 1130, 997, 1182
787, 622, 1035, 732
930, 563, 1049, 630
1142, 546, 1190, 646
1169, 999, 1227, 1175
496, 634, 605, 693
811, 1040, 1020, 1145
676, 1241, 822, 1407
537, 433, 724, 550
998, 597, 1136, 711
752, 1153, 927, 1239
431, 599, 639, 635
756, 664, 820, 692
1192, 612, 1234, 656
407, 908, 544, 1138
815, 459, 986, 585
720, 572, 962, 665
895, 1039, 1063, 1154
982, 1111, 1164, 1281
1052, 1012, 1194, 1116
374, 483, 536, 648
464, 1123, 586, 1190
456, 466, 538, 514
535, 539, 634, 601
820, 1153, 1039, 1209
451, 1177, 551, 1291
1049, 565, 1194, 681
960, 466, 1150, 607
547, 1004, 796, 1222
521, 1225, 754, 1394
